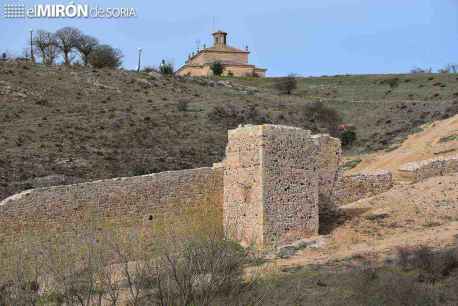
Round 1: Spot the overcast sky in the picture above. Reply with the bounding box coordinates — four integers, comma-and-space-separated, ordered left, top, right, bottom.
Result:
1, 0, 457, 76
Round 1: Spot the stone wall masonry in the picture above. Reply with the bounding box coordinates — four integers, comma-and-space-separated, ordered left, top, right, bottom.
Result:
224, 125, 320, 248
312, 134, 342, 215
1, 123, 401, 249
0, 167, 223, 242
262, 125, 320, 246
332, 170, 394, 206
399, 155, 458, 182
223, 125, 265, 247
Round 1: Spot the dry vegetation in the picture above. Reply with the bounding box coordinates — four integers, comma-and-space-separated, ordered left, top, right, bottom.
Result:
1, 208, 458, 305
1, 61, 457, 201
0, 201, 262, 305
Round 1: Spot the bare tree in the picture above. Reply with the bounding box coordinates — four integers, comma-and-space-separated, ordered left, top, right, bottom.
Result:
439, 64, 458, 74
74, 34, 99, 66
32, 31, 48, 63
32, 30, 60, 65
410, 67, 432, 74
55, 27, 81, 65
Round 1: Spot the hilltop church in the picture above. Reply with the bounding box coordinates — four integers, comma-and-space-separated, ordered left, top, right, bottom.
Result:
176, 31, 267, 77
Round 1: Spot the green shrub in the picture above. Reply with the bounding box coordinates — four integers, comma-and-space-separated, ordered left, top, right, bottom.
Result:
339, 129, 357, 147
210, 61, 224, 76
438, 134, 458, 143
159, 59, 174, 75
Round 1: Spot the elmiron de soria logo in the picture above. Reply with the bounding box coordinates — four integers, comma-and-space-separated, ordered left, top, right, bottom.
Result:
2, 1, 137, 19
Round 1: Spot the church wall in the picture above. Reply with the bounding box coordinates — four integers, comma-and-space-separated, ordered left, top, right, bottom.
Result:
223, 66, 257, 77
190, 51, 248, 65
176, 65, 211, 77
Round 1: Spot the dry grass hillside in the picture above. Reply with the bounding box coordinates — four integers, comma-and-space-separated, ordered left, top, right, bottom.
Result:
1, 60, 458, 201
347, 114, 458, 179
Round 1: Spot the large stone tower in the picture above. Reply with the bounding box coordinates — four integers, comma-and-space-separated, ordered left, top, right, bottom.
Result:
223, 125, 320, 248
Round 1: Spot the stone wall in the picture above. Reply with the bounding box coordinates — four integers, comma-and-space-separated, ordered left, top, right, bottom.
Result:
1, 123, 399, 248
0, 167, 223, 242
262, 125, 320, 245
399, 155, 458, 182
332, 170, 393, 206
223, 125, 265, 247
224, 125, 319, 248
312, 134, 342, 215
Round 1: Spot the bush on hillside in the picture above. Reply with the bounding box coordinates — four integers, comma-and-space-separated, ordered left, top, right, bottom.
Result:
339, 129, 357, 147
381, 77, 400, 89
208, 103, 271, 128
396, 245, 458, 282
88, 44, 123, 69
210, 61, 224, 76
303, 101, 342, 136
275, 74, 297, 95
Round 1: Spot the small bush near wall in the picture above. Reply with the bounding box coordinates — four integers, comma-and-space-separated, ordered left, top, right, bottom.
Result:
339, 129, 357, 147
211, 61, 224, 76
